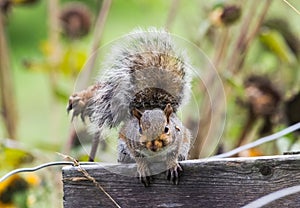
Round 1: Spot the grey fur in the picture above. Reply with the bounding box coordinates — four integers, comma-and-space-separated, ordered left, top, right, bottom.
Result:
67, 28, 193, 184
88, 28, 191, 131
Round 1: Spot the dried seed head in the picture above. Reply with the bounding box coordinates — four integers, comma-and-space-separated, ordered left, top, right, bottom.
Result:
210, 4, 241, 27
221, 5, 241, 25
60, 3, 92, 39
244, 75, 281, 117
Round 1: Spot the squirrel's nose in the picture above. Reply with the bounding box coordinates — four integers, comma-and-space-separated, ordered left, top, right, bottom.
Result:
150, 145, 158, 152
148, 140, 162, 152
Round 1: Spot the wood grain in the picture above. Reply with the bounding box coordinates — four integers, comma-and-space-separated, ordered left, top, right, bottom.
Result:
62, 155, 300, 208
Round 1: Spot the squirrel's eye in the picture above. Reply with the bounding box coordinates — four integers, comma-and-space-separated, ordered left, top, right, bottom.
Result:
164, 126, 169, 134
139, 127, 143, 134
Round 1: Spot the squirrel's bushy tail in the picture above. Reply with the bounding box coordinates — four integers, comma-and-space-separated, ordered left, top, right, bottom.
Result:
88, 28, 191, 130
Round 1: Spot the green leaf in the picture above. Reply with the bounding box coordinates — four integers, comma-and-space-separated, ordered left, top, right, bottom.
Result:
60, 47, 87, 77
259, 28, 297, 64
0, 144, 34, 170
53, 87, 69, 102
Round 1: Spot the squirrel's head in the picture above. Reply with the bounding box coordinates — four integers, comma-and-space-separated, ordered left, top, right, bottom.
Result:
133, 104, 177, 152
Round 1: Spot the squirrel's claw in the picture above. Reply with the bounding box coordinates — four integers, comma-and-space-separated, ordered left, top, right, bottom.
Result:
166, 163, 183, 185
137, 166, 152, 187
139, 175, 151, 187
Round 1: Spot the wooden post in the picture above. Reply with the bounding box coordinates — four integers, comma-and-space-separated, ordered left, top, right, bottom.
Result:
62, 155, 300, 207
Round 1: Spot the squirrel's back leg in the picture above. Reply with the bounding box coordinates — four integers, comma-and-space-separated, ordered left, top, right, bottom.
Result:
67, 84, 102, 162
67, 84, 101, 122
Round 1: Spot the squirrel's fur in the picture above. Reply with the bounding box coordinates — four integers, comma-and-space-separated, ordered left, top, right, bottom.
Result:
68, 28, 192, 186
87, 28, 190, 130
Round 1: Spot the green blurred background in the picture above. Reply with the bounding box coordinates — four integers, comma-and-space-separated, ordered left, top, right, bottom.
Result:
1, 0, 300, 207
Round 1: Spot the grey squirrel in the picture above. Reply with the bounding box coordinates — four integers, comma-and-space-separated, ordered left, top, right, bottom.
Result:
67, 28, 192, 186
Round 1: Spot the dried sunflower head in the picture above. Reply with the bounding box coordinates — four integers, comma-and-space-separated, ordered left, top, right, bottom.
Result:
244, 75, 281, 117
60, 2, 92, 39
210, 4, 241, 27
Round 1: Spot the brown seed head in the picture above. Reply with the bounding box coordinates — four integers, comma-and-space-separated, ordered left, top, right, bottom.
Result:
60, 3, 92, 39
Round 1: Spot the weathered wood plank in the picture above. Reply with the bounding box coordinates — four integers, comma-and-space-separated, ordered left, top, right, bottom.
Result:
62, 155, 300, 208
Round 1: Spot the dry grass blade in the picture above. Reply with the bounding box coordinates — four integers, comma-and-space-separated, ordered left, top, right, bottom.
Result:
283, 0, 300, 15
58, 152, 121, 208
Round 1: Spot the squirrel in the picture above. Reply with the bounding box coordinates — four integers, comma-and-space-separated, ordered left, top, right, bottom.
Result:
67, 28, 192, 186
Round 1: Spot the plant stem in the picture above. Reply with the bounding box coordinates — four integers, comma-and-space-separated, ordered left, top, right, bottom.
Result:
66, 0, 112, 156
190, 1, 273, 158
0, 12, 18, 139
165, 0, 180, 31
47, 0, 61, 143
79, 0, 112, 89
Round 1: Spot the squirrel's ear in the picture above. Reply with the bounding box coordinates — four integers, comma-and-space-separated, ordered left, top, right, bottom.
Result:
132, 108, 143, 121
164, 103, 173, 123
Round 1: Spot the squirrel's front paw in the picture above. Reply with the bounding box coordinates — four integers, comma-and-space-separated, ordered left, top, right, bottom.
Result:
166, 163, 183, 185
137, 166, 152, 187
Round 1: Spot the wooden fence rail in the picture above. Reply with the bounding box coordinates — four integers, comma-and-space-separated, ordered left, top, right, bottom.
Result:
62, 155, 300, 207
